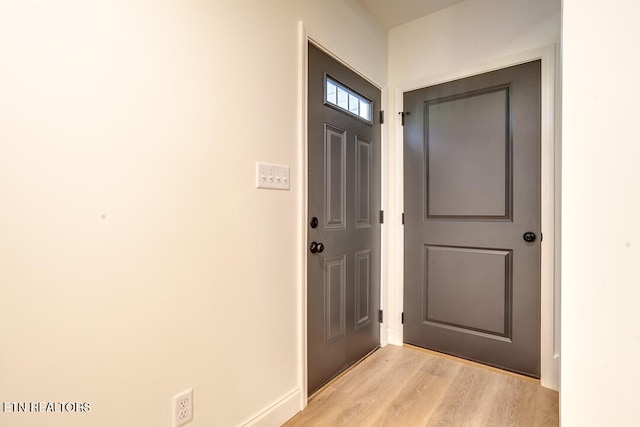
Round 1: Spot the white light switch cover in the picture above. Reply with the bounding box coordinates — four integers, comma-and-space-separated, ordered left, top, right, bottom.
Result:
256, 162, 290, 190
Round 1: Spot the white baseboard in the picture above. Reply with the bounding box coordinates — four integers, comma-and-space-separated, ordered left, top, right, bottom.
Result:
241, 388, 302, 427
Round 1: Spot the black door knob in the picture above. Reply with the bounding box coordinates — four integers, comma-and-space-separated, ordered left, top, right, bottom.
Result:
310, 241, 324, 254
523, 232, 536, 242
310, 217, 318, 228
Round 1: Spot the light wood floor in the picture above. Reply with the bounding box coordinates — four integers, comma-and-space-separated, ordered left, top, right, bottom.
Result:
284, 345, 558, 426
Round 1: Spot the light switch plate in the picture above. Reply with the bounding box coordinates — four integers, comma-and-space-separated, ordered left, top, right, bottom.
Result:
256, 162, 290, 190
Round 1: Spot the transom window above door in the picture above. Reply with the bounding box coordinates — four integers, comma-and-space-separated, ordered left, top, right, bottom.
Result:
325, 75, 373, 124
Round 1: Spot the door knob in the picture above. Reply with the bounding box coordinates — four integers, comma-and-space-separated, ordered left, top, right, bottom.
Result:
310, 241, 325, 254
523, 232, 536, 242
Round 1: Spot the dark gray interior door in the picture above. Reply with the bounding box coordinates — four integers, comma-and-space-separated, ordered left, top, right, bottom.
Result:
308, 43, 381, 395
403, 61, 541, 377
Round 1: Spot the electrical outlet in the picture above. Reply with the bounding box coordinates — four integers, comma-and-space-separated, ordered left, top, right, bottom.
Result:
173, 388, 193, 427
256, 161, 290, 190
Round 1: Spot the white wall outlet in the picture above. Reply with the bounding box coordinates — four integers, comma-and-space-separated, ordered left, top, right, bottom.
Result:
256, 162, 290, 190
173, 388, 193, 427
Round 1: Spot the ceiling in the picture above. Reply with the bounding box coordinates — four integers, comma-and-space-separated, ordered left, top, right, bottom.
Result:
356, 0, 467, 29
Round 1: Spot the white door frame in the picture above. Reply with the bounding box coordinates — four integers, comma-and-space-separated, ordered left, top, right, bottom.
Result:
297, 22, 388, 407
389, 45, 560, 390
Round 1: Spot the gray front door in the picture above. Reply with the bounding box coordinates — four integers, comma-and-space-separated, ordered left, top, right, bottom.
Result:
403, 61, 541, 377
307, 43, 381, 395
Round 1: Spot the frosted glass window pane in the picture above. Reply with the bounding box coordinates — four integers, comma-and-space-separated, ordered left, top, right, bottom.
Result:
337, 87, 348, 109
326, 81, 337, 105
324, 76, 373, 124
349, 94, 359, 114
359, 100, 370, 120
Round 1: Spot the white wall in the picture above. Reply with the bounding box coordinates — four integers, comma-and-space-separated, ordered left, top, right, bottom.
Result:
561, 0, 640, 425
388, 0, 560, 84
0, 1, 386, 426
386, 0, 561, 387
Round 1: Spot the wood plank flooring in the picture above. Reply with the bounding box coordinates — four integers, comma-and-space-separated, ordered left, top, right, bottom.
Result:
284, 345, 558, 426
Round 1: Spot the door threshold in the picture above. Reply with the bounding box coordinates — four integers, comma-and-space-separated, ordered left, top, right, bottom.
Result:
308, 346, 380, 401
403, 343, 539, 384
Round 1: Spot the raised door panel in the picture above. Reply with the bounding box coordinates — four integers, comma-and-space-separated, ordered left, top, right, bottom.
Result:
355, 136, 372, 228
325, 255, 347, 344
355, 250, 371, 328
427, 87, 511, 220
324, 124, 346, 230
424, 246, 512, 339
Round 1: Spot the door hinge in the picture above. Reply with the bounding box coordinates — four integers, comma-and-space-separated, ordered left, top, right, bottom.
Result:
402, 213, 405, 225
541, 232, 543, 242
379, 210, 384, 224
378, 309, 384, 323
399, 111, 411, 126
401, 312, 404, 324
380, 110, 384, 124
